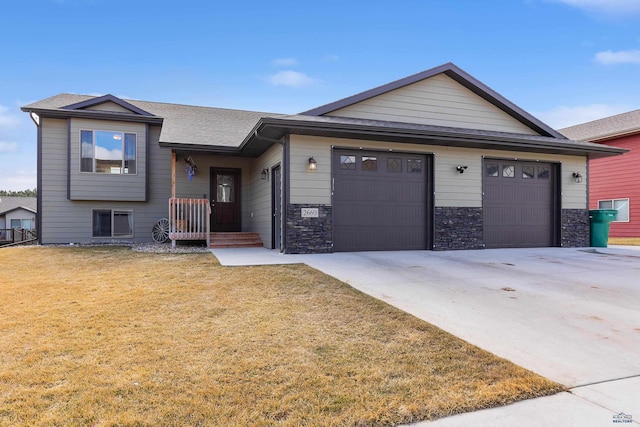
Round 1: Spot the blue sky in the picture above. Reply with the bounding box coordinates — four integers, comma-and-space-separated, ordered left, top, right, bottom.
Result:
2, 0, 640, 190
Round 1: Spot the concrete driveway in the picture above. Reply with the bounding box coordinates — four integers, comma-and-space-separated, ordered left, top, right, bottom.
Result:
213, 246, 640, 425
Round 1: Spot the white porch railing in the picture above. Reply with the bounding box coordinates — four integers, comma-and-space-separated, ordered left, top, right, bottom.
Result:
169, 198, 211, 247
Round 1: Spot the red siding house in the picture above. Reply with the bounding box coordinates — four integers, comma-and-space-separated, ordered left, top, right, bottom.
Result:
561, 111, 639, 237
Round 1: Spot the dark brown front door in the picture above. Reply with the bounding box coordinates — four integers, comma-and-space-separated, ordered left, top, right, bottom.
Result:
210, 168, 241, 232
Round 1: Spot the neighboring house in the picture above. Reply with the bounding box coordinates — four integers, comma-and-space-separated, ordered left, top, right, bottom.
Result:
0, 196, 37, 241
21, 63, 625, 253
561, 111, 639, 238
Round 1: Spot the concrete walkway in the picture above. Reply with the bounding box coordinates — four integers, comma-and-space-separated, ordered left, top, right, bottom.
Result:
212, 246, 640, 426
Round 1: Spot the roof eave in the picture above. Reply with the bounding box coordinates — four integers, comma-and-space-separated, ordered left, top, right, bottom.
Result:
21, 107, 164, 125
252, 118, 627, 159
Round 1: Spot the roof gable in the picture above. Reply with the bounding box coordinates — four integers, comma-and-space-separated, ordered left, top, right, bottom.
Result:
302, 63, 564, 139
62, 94, 155, 117
0, 197, 37, 216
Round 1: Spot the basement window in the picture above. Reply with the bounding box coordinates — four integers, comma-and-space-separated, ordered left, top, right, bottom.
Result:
92, 210, 134, 237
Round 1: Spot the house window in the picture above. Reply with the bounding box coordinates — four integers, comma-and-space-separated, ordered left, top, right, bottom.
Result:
10, 219, 32, 229
340, 155, 356, 170
407, 159, 422, 173
522, 166, 534, 179
387, 158, 401, 172
537, 166, 550, 179
81, 130, 137, 174
486, 164, 499, 177
92, 210, 133, 237
502, 165, 515, 178
362, 156, 377, 171
598, 198, 629, 222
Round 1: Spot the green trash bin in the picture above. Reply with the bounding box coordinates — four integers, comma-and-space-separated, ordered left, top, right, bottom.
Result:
589, 209, 618, 247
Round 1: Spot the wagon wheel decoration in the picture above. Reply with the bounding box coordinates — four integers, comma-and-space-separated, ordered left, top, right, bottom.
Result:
152, 218, 170, 243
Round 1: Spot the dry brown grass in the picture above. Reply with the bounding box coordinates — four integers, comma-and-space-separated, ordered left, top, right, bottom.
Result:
609, 237, 640, 246
0, 246, 563, 426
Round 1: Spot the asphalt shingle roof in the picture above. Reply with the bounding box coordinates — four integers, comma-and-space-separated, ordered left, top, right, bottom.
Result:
0, 197, 37, 216
22, 94, 285, 148
559, 109, 640, 142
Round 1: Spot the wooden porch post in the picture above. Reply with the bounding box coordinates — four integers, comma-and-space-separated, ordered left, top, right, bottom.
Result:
171, 151, 176, 198
171, 151, 176, 248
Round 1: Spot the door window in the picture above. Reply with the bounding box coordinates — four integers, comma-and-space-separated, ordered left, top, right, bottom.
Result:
217, 174, 235, 202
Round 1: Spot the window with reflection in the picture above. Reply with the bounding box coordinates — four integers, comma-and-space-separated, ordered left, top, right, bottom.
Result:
340, 155, 356, 170
362, 156, 377, 171
81, 130, 136, 174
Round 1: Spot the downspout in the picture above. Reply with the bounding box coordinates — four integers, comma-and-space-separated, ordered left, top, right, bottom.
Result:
24, 112, 43, 244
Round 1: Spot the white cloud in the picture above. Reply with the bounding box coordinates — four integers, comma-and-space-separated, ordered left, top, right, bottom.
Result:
272, 58, 298, 67
95, 145, 123, 160
552, 0, 640, 15
594, 49, 640, 65
0, 105, 20, 128
533, 103, 632, 129
0, 170, 37, 192
267, 70, 316, 88
0, 141, 18, 153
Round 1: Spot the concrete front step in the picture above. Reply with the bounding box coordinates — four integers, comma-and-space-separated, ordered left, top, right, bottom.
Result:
210, 232, 264, 248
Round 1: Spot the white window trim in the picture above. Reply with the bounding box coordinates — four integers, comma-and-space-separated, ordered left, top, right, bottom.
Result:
80, 129, 138, 175
92, 209, 134, 238
597, 198, 630, 223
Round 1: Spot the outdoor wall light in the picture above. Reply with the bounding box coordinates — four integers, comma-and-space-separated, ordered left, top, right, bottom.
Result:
261, 169, 269, 180
572, 172, 583, 183
308, 157, 317, 171
456, 165, 468, 174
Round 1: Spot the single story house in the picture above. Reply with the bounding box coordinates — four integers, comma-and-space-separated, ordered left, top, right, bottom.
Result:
0, 196, 37, 241
561, 111, 640, 238
21, 63, 625, 253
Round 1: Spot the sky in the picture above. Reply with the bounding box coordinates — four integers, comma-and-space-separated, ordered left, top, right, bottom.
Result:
2, 0, 640, 191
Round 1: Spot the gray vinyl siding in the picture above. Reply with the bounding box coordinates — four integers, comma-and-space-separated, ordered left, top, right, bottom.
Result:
4, 208, 36, 229
247, 143, 283, 247
326, 74, 540, 135
69, 118, 147, 201
289, 135, 587, 209
173, 153, 253, 230
40, 119, 172, 244
171, 148, 283, 248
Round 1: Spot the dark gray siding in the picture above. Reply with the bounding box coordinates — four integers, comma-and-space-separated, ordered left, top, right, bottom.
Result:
69, 118, 147, 201
40, 120, 171, 244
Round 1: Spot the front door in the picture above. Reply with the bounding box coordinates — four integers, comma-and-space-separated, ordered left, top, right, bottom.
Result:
210, 168, 241, 232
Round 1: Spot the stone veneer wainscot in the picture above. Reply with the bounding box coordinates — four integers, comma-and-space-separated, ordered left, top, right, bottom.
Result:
434, 207, 484, 250
285, 204, 332, 254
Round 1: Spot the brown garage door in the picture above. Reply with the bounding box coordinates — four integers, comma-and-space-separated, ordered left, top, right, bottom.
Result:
332, 150, 430, 252
483, 159, 558, 248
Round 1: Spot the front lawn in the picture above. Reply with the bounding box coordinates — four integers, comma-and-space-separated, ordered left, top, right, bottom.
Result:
0, 246, 563, 426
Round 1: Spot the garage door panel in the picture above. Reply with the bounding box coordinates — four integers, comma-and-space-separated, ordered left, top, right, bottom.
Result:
484, 160, 556, 249
333, 150, 429, 252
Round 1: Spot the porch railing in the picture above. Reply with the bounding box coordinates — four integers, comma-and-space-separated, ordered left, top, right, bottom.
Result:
169, 198, 211, 247
0, 228, 38, 247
